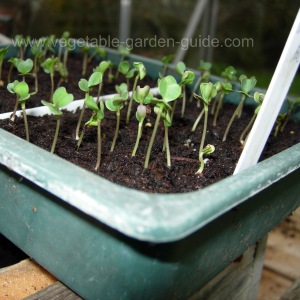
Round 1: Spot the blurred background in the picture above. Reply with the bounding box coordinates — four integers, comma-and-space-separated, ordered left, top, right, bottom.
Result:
0, 0, 299, 94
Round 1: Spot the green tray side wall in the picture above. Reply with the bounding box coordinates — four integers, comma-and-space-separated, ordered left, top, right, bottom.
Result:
1, 162, 300, 299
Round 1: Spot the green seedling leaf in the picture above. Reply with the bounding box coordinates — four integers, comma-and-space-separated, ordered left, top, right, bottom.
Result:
41, 57, 59, 74
0, 48, 8, 60
118, 45, 130, 57
14, 81, 30, 101
97, 61, 110, 74
239, 75, 257, 95
133, 62, 146, 80
78, 78, 89, 92
52, 87, 74, 108
88, 71, 102, 87
118, 61, 130, 75
126, 68, 136, 78
181, 70, 195, 85
106, 95, 122, 112
222, 66, 237, 82
133, 85, 150, 104
41, 100, 61, 115
158, 75, 181, 102
7, 80, 19, 94
16, 58, 33, 75
176, 62, 186, 75
85, 95, 99, 111
198, 82, 217, 106
199, 60, 212, 72
161, 54, 174, 65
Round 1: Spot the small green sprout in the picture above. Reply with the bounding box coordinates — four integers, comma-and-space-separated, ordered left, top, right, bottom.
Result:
31, 41, 45, 92
7, 80, 33, 141
0, 47, 8, 86
193, 82, 217, 157
189, 60, 212, 104
44, 35, 56, 58
41, 87, 74, 153
195, 144, 215, 175
176, 62, 195, 117
78, 96, 105, 171
212, 66, 237, 125
280, 98, 300, 133
159, 54, 174, 77
41, 57, 59, 101
105, 83, 129, 151
14, 35, 30, 59
222, 75, 257, 141
7, 57, 19, 83
212, 81, 233, 126
118, 61, 136, 89
75, 71, 103, 140
274, 113, 286, 137
62, 31, 71, 68
57, 61, 69, 88
115, 45, 131, 79
240, 92, 264, 145
93, 61, 110, 103
144, 75, 181, 168
132, 85, 152, 157
88, 46, 107, 63
81, 43, 91, 76
126, 62, 146, 123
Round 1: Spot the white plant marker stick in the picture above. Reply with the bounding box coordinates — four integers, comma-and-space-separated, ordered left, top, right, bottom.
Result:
234, 9, 300, 175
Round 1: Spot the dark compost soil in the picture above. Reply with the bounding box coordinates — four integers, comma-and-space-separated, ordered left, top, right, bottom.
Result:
0, 54, 299, 193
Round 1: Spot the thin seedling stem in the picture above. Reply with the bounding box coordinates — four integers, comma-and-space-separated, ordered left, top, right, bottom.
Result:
111, 108, 120, 152
51, 116, 60, 154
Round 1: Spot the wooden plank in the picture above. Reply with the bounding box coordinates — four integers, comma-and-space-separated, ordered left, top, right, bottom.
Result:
0, 259, 57, 300
23, 282, 82, 300
281, 277, 300, 300
258, 269, 293, 300
263, 208, 300, 281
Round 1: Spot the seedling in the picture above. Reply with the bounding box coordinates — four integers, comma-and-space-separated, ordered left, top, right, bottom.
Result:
14, 35, 30, 59
126, 62, 146, 123
44, 35, 56, 58
274, 113, 286, 137
222, 75, 257, 141
193, 83, 217, 156
93, 61, 110, 103
280, 98, 300, 133
7, 80, 33, 141
175, 62, 195, 117
57, 61, 69, 88
132, 85, 151, 156
7, 57, 19, 83
212, 66, 236, 124
115, 45, 130, 79
105, 83, 129, 151
196, 144, 215, 174
212, 81, 233, 126
31, 41, 45, 92
118, 61, 136, 89
78, 96, 105, 171
62, 31, 71, 68
88, 46, 107, 63
240, 92, 264, 145
75, 71, 103, 140
81, 43, 91, 76
188, 60, 212, 104
144, 75, 181, 168
41, 87, 74, 153
159, 54, 174, 77
0, 47, 8, 86
41, 57, 59, 101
